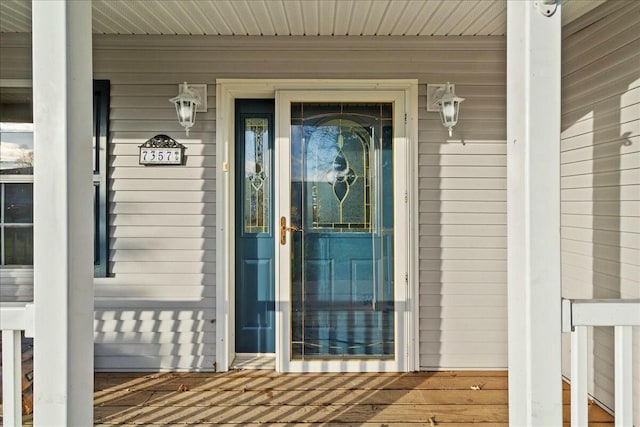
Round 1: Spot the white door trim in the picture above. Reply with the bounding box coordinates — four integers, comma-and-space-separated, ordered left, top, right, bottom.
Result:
216, 79, 419, 373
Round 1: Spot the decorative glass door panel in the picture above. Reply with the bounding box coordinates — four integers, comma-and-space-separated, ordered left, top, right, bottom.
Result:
289, 102, 394, 360
235, 99, 275, 354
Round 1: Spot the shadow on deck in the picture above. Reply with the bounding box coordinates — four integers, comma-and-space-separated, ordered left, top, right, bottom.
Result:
86, 370, 612, 425
1, 370, 615, 425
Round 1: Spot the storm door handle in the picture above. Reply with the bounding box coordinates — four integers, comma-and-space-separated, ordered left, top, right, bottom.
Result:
280, 216, 303, 245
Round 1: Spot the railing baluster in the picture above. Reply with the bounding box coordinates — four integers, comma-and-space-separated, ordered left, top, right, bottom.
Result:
565, 299, 640, 427
1, 329, 22, 427
614, 325, 633, 427
571, 325, 588, 427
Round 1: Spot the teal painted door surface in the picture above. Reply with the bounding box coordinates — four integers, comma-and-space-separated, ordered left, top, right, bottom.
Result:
235, 99, 275, 353
289, 102, 395, 359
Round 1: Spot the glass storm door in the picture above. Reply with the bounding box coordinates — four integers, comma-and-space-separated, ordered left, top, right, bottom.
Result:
235, 99, 275, 353
276, 91, 407, 372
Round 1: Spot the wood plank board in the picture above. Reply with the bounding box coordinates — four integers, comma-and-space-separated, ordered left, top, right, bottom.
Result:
18, 371, 603, 426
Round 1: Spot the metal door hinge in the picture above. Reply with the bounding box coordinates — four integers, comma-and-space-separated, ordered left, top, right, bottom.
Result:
404, 113, 407, 124
405, 192, 408, 203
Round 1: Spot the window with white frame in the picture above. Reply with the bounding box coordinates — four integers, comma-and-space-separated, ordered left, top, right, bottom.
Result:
0, 80, 110, 276
0, 85, 33, 268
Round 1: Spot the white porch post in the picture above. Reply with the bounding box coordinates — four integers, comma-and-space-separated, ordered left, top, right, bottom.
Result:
507, 1, 562, 425
32, 0, 94, 425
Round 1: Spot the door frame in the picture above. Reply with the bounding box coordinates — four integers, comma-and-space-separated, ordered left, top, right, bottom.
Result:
215, 79, 419, 372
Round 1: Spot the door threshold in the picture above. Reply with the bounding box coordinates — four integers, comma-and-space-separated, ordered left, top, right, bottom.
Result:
231, 353, 276, 370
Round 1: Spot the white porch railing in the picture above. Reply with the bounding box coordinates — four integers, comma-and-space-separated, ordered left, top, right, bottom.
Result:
562, 298, 640, 427
0, 302, 33, 427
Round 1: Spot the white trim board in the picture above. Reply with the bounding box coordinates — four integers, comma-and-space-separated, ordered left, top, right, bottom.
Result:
215, 79, 419, 373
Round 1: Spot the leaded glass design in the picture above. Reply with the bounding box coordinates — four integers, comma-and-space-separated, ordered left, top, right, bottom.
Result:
304, 118, 371, 230
290, 106, 385, 233
290, 102, 395, 360
244, 118, 270, 233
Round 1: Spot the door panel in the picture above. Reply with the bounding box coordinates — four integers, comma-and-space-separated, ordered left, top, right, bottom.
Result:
235, 99, 275, 353
288, 102, 395, 360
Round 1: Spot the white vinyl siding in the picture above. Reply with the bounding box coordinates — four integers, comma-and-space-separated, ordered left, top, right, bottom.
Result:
1, 33, 507, 371
96, 77, 216, 371
561, 1, 640, 422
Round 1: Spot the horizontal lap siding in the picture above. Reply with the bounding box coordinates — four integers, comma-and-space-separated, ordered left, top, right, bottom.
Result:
0, 33, 507, 371
95, 35, 508, 371
560, 1, 640, 422
95, 69, 216, 371
419, 87, 507, 368
0, 34, 219, 371
418, 75, 507, 368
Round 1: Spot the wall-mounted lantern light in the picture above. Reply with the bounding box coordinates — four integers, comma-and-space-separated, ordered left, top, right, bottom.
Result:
169, 82, 207, 136
427, 82, 464, 137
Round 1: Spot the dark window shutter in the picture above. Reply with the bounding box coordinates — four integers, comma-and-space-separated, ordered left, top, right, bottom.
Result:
93, 80, 110, 277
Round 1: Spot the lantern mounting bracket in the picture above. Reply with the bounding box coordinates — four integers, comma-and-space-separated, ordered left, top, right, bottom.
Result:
178, 83, 207, 112
426, 84, 452, 112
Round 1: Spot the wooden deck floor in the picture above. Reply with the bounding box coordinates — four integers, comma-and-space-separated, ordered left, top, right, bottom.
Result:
7, 370, 615, 425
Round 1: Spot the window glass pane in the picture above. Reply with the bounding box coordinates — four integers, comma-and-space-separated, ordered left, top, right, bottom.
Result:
4, 183, 33, 223
4, 226, 33, 265
243, 118, 270, 233
0, 87, 32, 123
0, 123, 34, 174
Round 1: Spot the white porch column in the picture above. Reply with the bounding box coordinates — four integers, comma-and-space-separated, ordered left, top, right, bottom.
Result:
507, 1, 562, 425
32, 0, 94, 425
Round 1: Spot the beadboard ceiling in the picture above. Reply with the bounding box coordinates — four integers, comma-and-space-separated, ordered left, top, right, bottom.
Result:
0, 0, 606, 36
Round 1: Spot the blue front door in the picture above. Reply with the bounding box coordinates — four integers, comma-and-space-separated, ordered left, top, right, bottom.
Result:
235, 99, 275, 353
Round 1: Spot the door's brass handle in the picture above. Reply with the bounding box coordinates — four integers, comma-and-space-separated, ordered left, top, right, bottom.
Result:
280, 217, 302, 245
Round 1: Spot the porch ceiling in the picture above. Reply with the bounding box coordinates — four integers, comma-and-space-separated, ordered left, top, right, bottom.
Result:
1, 0, 606, 36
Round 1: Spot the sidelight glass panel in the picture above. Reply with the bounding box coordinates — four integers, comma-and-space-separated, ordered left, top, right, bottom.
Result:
290, 102, 394, 360
244, 118, 270, 233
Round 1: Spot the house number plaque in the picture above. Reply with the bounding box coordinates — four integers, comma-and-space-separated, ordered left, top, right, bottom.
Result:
139, 134, 186, 165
